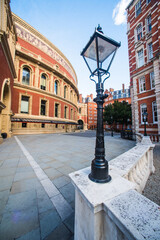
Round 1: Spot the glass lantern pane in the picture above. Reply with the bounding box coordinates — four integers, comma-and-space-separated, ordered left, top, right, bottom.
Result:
97, 37, 117, 63
83, 38, 97, 61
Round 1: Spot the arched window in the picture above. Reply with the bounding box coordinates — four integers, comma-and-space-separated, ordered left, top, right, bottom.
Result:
64, 86, 67, 98
70, 90, 73, 101
55, 81, 58, 95
41, 74, 46, 90
22, 67, 30, 85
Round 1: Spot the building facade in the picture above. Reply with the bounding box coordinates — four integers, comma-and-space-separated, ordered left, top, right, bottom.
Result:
104, 84, 131, 130
77, 94, 88, 130
0, 0, 17, 142
104, 84, 131, 106
85, 94, 97, 130
127, 0, 160, 134
10, 14, 79, 135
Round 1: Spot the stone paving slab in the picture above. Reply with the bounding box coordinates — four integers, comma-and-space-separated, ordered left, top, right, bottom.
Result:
0, 131, 136, 239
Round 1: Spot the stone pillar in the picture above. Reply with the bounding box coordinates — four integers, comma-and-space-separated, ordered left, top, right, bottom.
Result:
69, 167, 135, 240
132, 76, 139, 134
153, 59, 160, 134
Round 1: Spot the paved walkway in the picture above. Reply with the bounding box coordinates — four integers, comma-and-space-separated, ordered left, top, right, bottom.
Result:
0, 131, 136, 240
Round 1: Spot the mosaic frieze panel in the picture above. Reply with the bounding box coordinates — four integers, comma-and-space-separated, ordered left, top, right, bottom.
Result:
15, 24, 77, 84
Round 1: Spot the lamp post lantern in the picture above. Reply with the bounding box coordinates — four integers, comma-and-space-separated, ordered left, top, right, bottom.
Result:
81, 25, 121, 183
143, 112, 148, 136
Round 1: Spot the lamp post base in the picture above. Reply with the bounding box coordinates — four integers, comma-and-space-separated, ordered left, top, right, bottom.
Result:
89, 173, 111, 183
88, 159, 112, 183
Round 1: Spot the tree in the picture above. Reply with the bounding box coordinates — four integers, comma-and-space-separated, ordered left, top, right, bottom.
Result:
103, 101, 132, 130
103, 104, 114, 125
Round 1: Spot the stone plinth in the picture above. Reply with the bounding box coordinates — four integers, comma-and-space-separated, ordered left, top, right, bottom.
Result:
69, 167, 135, 240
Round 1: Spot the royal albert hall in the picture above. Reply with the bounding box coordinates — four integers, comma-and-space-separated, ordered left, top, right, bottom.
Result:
11, 13, 79, 135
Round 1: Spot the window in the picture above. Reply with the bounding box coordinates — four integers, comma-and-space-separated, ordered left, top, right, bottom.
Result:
135, 1, 141, 17
55, 124, 58, 128
79, 108, 81, 114
64, 106, 67, 118
54, 81, 58, 95
152, 102, 158, 123
150, 72, 155, 89
64, 86, 67, 98
41, 123, 45, 128
55, 103, 59, 117
141, 104, 147, 123
41, 74, 46, 90
70, 90, 73, 101
41, 100, 46, 115
71, 109, 73, 119
146, 0, 151, 4
137, 49, 144, 68
22, 67, 30, 85
136, 24, 142, 41
148, 43, 153, 60
22, 122, 27, 128
139, 77, 146, 92
21, 96, 29, 113
146, 15, 152, 33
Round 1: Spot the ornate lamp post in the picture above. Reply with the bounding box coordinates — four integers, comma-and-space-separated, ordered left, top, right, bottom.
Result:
81, 25, 121, 183
143, 112, 148, 136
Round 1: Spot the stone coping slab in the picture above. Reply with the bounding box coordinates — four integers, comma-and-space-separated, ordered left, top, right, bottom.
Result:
104, 190, 160, 240
69, 167, 136, 213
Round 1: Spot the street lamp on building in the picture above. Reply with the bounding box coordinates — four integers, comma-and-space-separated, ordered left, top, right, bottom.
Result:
143, 112, 148, 136
81, 25, 121, 183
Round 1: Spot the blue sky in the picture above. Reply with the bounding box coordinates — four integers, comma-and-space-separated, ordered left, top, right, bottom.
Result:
11, 0, 131, 97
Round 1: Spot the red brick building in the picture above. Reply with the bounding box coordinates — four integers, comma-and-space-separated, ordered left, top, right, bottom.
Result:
0, 0, 17, 142
104, 84, 131, 130
10, 14, 79, 135
126, 0, 160, 134
104, 84, 131, 106
85, 94, 97, 130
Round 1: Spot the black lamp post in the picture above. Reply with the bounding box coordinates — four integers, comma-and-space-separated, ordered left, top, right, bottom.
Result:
143, 112, 148, 136
81, 25, 121, 183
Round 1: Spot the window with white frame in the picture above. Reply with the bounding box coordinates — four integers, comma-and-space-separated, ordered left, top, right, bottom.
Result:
21, 96, 29, 114
40, 74, 46, 90
148, 42, 153, 60
146, 15, 152, 33
22, 67, 30, 85
135, 1, 141, 17
152, 101, 158, 123
150, 71, 155, 89
141, 104, 147, 123
139, 77, 146, 92
136, 24, 142, 41
137, 49, 144, 68
146, 0, 151, 4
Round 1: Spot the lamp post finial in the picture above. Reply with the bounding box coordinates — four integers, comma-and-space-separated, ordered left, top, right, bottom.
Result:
97, 24, 103, 34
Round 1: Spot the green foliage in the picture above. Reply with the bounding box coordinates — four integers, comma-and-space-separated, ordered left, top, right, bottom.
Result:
103, 101, 132, 127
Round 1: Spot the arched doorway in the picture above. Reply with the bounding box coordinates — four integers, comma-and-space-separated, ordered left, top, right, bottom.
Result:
78, 120, 84, 130
0, 79, 12, 138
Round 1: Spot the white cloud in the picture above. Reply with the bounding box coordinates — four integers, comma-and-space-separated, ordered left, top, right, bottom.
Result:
112, 0, 131, 25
